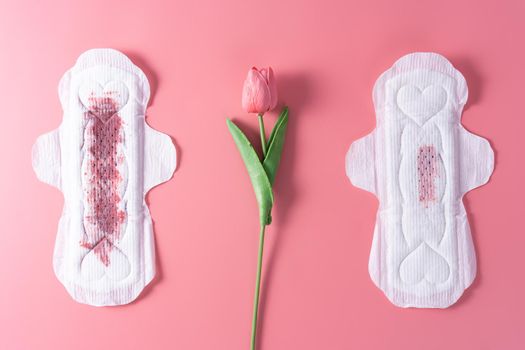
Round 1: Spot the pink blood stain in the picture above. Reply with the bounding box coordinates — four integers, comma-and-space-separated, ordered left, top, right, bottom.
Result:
417, 145, 439, 207
80, 92, 126, 266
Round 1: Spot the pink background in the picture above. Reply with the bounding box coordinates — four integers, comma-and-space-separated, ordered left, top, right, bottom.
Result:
1, 0, 524, 349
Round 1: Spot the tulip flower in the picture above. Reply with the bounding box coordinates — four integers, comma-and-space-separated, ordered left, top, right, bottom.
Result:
227, 66, 289, 350
242, 67, 278, 114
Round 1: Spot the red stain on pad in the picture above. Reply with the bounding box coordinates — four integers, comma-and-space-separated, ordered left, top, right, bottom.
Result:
417, 145, 439, 206
81, 93, 126, 266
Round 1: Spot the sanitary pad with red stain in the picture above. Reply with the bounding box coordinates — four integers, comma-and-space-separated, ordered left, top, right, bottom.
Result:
32, 49, 177, 306
346, 53, 494, 308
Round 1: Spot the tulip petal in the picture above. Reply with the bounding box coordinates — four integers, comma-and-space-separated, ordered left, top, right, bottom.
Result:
266, 67, 278, 110
259, 68, 270, 84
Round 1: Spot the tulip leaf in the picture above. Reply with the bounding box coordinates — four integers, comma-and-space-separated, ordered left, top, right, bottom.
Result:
263, 107, 289, 185
227, 119, 274, 225
266, 106, 288, 150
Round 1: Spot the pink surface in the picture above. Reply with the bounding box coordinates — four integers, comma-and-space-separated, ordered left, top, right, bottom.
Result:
0, 0, 524, 349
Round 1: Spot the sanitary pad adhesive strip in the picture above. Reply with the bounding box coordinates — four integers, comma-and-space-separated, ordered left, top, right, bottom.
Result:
32, 49, 177, 306
346, 53, 494, 308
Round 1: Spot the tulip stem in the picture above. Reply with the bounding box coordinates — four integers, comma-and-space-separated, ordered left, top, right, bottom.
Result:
258, 113, 267, 158
251, 223, 266, 350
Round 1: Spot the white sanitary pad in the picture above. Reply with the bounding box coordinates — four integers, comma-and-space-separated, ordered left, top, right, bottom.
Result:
346, 53, 494, 308
32, 49, 177, 306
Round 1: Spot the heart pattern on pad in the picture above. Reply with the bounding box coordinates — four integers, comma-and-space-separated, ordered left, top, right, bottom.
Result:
399, 243, 450, 285
79, 81, 129, 123
396, 85, 447, 125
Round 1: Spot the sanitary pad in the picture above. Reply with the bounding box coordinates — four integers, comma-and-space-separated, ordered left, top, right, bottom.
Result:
32, 49, 177, 306
346, 53, 493, 308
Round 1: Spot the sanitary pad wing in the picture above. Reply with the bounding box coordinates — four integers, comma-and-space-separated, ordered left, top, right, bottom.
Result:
346, 53, 493, 308
32, 49, 177, 306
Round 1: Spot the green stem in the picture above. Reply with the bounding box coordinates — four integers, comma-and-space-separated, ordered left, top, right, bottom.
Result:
258, 113, 267, 158
250, 224, 266, 350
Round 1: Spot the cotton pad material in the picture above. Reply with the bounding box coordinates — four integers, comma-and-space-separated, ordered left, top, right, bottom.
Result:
32, 49, 177, 306
346, 52, 493, 308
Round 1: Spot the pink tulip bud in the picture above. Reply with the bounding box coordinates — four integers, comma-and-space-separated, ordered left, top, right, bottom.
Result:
241, 67, 278, 114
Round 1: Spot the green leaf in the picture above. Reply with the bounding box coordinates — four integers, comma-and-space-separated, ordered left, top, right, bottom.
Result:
263, 107, 289, 185
266, 106, 288, 150
227, 119, 274, 225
